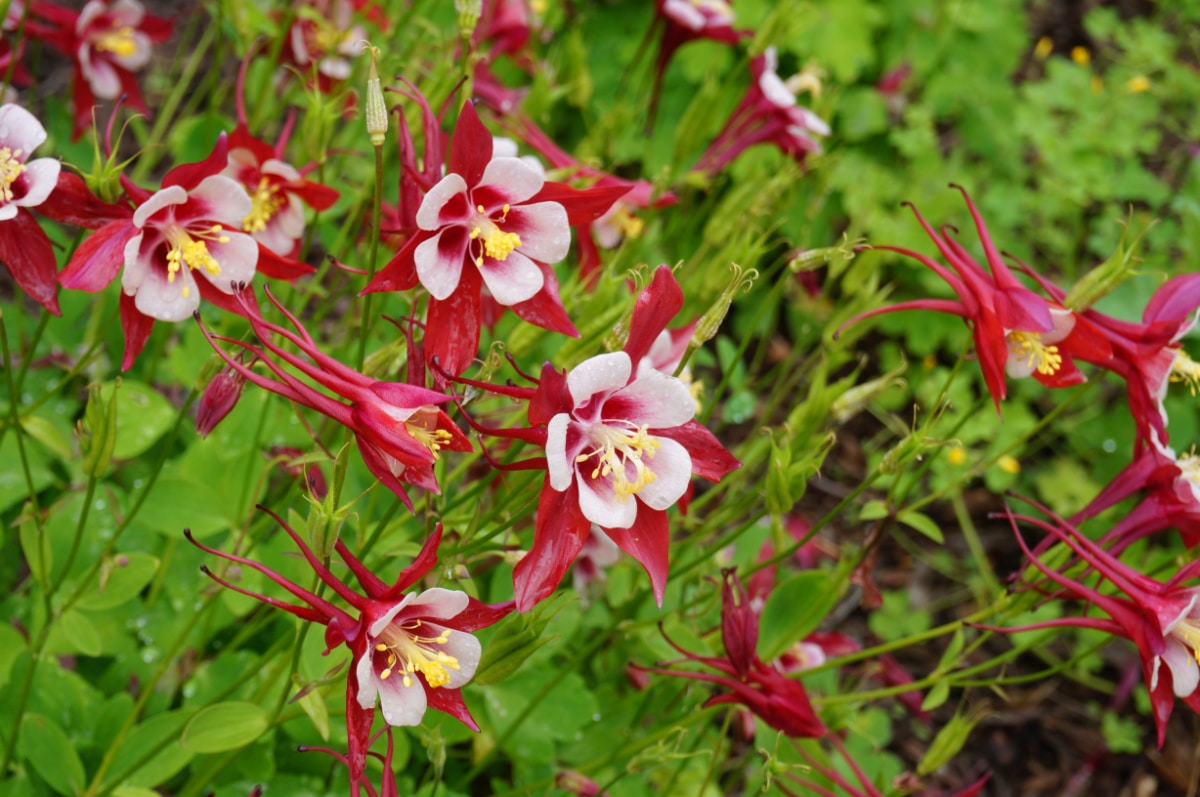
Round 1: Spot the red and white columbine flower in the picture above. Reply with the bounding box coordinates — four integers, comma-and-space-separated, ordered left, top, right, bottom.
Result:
0, 104, 62, 314
366, 102, 627, 375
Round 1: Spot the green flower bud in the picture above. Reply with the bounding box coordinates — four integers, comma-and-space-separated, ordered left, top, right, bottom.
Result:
78, 381, 118, 478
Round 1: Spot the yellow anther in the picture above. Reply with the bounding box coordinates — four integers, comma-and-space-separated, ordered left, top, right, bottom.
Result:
243, 178, 284, 233
947, 445, 966, 466
1171, 352, 1200, 396
94, 26, 138, 58
481, 228, 521, 261
1007, 330, 1063, 375
997, 455, 1020, 475
575, 422, 662, 501
0, 147, 25, 202
476, 204, 486, 213
164, 224, 229, 287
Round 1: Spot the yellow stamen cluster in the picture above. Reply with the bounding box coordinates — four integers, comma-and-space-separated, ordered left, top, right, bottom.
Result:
407, 423, 453, 459
469, 203, 521, 266
1171, 352, 1200, 396
375, 620, 460, 688
1007, 330, 1063, 375
1171, 617, 1200, 666
243, 178, 284, 233
0, 147, 26, 202
1179, 449, 1200, 488
165, 224, 231, 298
610, 206, 644, 240
575, 422, 661, 501
94, 26, 138, 58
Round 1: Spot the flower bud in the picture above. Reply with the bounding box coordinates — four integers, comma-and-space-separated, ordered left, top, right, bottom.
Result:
455, 0, 482, 38
78, 381, 118, 478
196, 360, 248, 437
830, 359, 907, 424
361, 43, 388, 147
692, 263, 758, 347
1062, 214, 1156, 313
787, 235, 863, 275
555, 771, 605, 797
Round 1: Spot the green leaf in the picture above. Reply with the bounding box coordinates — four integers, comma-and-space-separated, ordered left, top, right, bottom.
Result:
18, 509, 50, 590
935, 627, 965, 674
757, 559, 852, 661
181, 702, 270, 753
919, 679, 950, 712
897, 510, 945, 543
295, 679, 331, 741
18, 714, 86, 795
44, 610, 103, 657
918, 708, 979, 776
103, 379, 176, 460
858, 500, 888, 521
137, 476, 235, 538
103, 710, 195, 790
20, 414, 73, 461
76, 553, 160, 612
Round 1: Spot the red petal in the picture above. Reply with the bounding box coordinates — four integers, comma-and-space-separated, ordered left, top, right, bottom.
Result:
653, 420, 740, 482
163, 132, 230, 190
118, 291, 155, 371
256, 243, 316, 280
362, 235, 422, 294
448, 102, 492, 188
59, 219, 138, 292
529, 182, 630, 226
625, 265, 683, 368
603, 506, 670, 606
0, 211, 59, 314
424, 686, 479, 731
38, 172, 132, 228
513, 480, 591, 611
528, 362, 571, 426
507, 263, 579, 338
425, 275, 482, 377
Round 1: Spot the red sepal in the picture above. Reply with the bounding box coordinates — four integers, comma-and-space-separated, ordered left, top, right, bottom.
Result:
118, 291, 155, 371
514, 479, 591, 611
448, 102, 492, 189
625, 265, 683, 367
38, 172, 132, 228
604, 507, 670, 607
59, 219, 138, 292
0, 210, 60, 314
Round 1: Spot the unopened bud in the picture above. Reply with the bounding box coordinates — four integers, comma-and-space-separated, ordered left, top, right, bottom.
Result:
455, 0, 482, 37
1062, 214, 1156, 312
788, 235, 863, 274
830, 359, 907, 424
196, 360, 248, 437
78, 381, 118, 478
555, 771, 605, 797
692, 263, 758, 347
361, 43, 387, 147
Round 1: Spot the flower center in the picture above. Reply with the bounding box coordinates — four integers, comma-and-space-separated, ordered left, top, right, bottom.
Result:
1006, 330, 1063, 376
1178, 449, 1200, 487
575, 422, 662, 501
94, 26, 138, 58
243, 177, 284, 233
469, 203, 522, 266
375, 620, 460, 688
610, 205, 644, 240
1171, 351, 1200, 396
1171, 616, 1200, 666
404, 406, 453, 460
0, 147, 25, 202
165, 224, 230, 298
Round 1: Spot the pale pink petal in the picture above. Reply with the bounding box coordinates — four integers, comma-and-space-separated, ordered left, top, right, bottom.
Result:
0, 204, 15, 221
113, 31, 153, 71
427, 622, 481, 687
375, 673, 428, 725
663, 0, 705, 29
607, 370, 696, 428
131, 259, 201, 322
1042, 307, 1077, 345
262, 159, 303, 183
1162, 637, 1200, 697
188, 175, 254, 228
546, 413, 573, 491
403, 587, 469, 621
478, 249, 543, 306
201, 232, 258, 293
0, 104, 46, 154
111, 0, 146, 25
83, 55, 122, 100
15, 158, 61, 208
567, 352, 631, 407
415, 228, 467, 301
760, 71, 795, 108
77, 0, 105, 31
505, 202, 570, 263
634, 436, 691, 510
1005, 335, 1037, 379
577, 470, 637, 529
134, 185, 188, 228
417, 173, 469, 231
120, 232, 148, 293
477, 157, 545, 205
367, 594, 416, 637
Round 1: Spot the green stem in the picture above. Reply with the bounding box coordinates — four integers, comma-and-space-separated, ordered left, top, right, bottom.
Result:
356, 144, 386, 370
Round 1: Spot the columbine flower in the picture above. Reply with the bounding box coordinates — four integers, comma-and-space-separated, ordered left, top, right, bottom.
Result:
995, 505, 1200, 748
31, 0, 171, 137
451, 266, 739, 608
188, 514, 510, 793
284, 0, 367, 88
197, 286, 471, 508
649, 0, 747, 123
0, 104, 62, 314
365, 101, 628, 375
635, 570, 826, 737
220, 49, 340, 263
839, 186, 1111, 411
694, 47, 830, 177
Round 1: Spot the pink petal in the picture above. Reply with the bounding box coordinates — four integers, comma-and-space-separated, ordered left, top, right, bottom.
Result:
477, 157, 545, 205
201, 231, 258, 293
417, 173, 469, 231
567, 352, 631, 406
478, 248, 543, 306
504, 202, 570, 263
358, 656, 429, 726
415, 227, 468, 300
82, 55, 122, 100
15, 158, 60, 208
134, 185, 188, 228
188, 175, 253, 228
130, 257, 201, 321
1162, 637, 1200, 697
577, 468, 637, 529
404, 588, 469, 622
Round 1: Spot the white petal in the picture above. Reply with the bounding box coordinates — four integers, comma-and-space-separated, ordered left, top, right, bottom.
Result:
367, 594, 416, 637
15, 157, 60, 208
567, 352, 631, 408
132, 260, 201, 322
113, 31, 152, 70
134, 185, 188, 228
201, 232, 258, 293
83, 55, 122, 100
427, 622, 481, 687
189, 175, 254, 228
546, 413, 573, 491
0, 104, 46, 154
1042, 306, 1077, 345
404, 588, 469, 621
355, 651, 380, 708
1162, 637, 1200, 697
478, 157, 545, 205
0, 204, 16, 221
760, 71, 795, 108
375, 671, 429, 726
608, 369, 696, 428
417, 173, 469, 231
577, 470, 637, 529
478, 248, 543, 306
635, 436, 692, 510
506, 201, 570, 264
414, 229, 466, 301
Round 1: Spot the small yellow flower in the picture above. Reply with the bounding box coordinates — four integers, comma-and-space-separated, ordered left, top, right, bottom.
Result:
946, 445, 967, 466
1034, 37, 1053, 59
997, 455, 1020, 475
1126, 75, 1151, 93
1070, 46, 1090, 65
